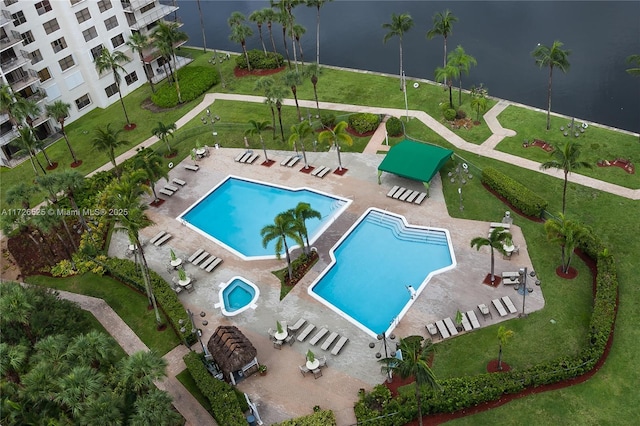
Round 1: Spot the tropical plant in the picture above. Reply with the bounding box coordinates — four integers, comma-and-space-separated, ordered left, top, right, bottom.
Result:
12, 127, 46, 176
288, 121, 313, 168
126, 31, 156, 93
303, 62, 323, 116
270, 84, 291, 142
153, 20, 188, 104
379, 335, 439, 426
544, 213, 587, 274
45, 100, 79, 165
170, 248, 177, 261
283, 69, 303, 120
152, 121, 177, 154
5, 182, 36, 209
245, 119, 272, 162
255, 77, 277, 139
318, 120, 353, 171
435, 64, 460, 109
470, 91, 489, 122
287, 202, 321, 254
35, 173, 59, 203
626, 54, 640, 76
260, 211, 302, 281
382, 13, 414, 91
249, 9, 268, 55
448, 45, 477, 106
470, 227, 512, 283
532, 40, 571, 130
306, 349, 315, 363
177, 267, 187, 282
228, 12, 254, 71
91, 123, 129, 178
94, 48, 133, 126
54, 169, 90, 232
261, 7, 281, 65
497, 325, 514, 371
276, 320, 284, 334
539, 139, 592, 214
306, 0, 333, 65
427, 9, 458, 86
289, 23, 306, 65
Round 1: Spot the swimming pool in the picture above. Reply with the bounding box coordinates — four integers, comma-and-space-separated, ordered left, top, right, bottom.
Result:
178, 176, 350, 259
216, 277, 260, 317
309, 208, 456, 337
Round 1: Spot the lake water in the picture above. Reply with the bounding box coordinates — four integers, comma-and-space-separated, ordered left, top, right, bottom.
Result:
173, 1, 640, 133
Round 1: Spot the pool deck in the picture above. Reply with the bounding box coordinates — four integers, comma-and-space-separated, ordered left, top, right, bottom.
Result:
109, 148, 545, 425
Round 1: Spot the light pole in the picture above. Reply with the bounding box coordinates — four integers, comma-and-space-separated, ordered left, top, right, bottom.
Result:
180, 309, 213, 360
369, 332, 396, 382
514, 267, 540, 318
448, 161, 472, 211
201, 109, 220, 146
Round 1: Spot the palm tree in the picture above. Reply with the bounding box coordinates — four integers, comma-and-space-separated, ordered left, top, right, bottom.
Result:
626, 54, 640, 76
261, 211, 302, 281
497, 326, 514, 371
448, 45, 477, 106
55, 170, 90, 232
130, 388, 182, 425
304, 62, 323, 116
318, 120, 353, 171
539, 139, 591, 214
0, 281, 35, 344
288, 121, 312, 168
382, 13, 414, 91
45, 100, 79, 165
249, 9, 268, 55
94, 48, 133, 127
131, 147, 168, 203
152, 121, 177, 154
12, 97, 55, 168
126, 31, 156, 93
35, 173, 59, 203
91, 123, 129, 178
427, 10, 458, 86
245, 119, 272, 162
196, 0, 207, 52
228, 12, 254, 71
288, 202, 321, 254
435, 64, 460, 109
283, 69, 303, 120
255, 77, 277, 139
306, 0, 333, 65
532, 40, 571, 130
289, 23, 306, 65
12, 128, 45, 176
470, 227, 512, 284
153, 20, 188, 103
0, 342, 28, 384
470, 91, 489, 122
270, 84, 290, 143
379, 336, 439, 426
67, 330, 116, 370
118, 350, 167, 414
273, 8, 291, 68
0, 83, 17, 124
261, 7, 281, 65
544, 213, 586, 274
6, 182, 36, 209
54, 366, 104, 419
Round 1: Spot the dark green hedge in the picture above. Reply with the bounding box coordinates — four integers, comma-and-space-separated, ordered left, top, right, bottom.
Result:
348, 113, 380, 134
385, 116, 403, 137
234, 49, 284, 70
183, 351, 247, 425
273, 410, 337, 426
151, 66, 219, 108
481, 167, 548, 217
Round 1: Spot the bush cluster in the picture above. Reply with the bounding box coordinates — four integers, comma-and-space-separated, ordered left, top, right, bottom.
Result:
151, 66, 219, 108
443, 108, 457, 121
348, 113, 380, 134
385, 116, 403, 137
183, 352, 247, 425
320, 112, 336, 129
273, 410, 337, 426
480, 167, 548, 218
235, 49, 284, 70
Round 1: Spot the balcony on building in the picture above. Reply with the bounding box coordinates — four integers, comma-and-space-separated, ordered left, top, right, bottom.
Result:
1, 9, 13, 28
7, 69, 41, 93
127, 3, 179, 32
1, 28, 23, 52
1, 49, 30, 74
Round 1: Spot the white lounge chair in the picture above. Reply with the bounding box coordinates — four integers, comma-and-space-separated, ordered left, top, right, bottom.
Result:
461, 313, 473, 331
466, 310, 481, 329
199, 256, 215, 269
316, 167, 331, 178
288, 318, 306, 332
173, 178, 186, 186
331, 336, 349, 355
184, 164, 199, 171
405, 191, 419, 203
297, 324, 316, 341
192, 251, 210, 266
164, 184, 179, 192
320, 332, 339, 350
435, 320, 450, 339
188, 249, 204, 263
280, 156, 293, 166
245, 153, 260, 164
287, 156, 301, 167
414, 192, 428, 205
444, 317, 459, 336
399, 190, 413, 201
386, 185, 400, 197
154, 233, 172, 246
239, 152, 252, 163
149, 231, 166, 245
392, 188, 406, 199
492, 299, 508, 317
159, 188, 174, 197
234, 152, 246, 162
205, 257, 223, 273
501, 296, 518, 314
309, 328, 328, 345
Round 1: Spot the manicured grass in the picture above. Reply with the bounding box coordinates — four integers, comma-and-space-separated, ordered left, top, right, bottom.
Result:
176, 369, 213, 413
26, 273, 181, 355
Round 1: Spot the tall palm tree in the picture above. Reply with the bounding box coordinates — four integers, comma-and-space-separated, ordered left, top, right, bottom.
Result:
289, 23, 306, 65
270, 84, 290, 142
67, 330, 116, 370
448, 45, 477, 106
382, 13, 414, 91
626, 54, 640, 76
261, 7, 281, 66
229, 21, 254, 71
91, 123, 129, 178
54, 365, 104, 419
35, 173, 59, 203
152, 121, 177, 154
118, 350, 167, 413
544, 213, 586, 274
126, 31, 156, 93
12, 97, 55, 168
0, 83, 17, 125
45, 100, 79, 165
6, 182, 36, 209
497, 326, 514, 371
130, 147, 168, 203
94, 48, 133, 127
245, 119, 272, 161
539, 139, 591, 214
273, 8, 291, 68
306, 0, 333, 65
470, 91, 489, 122
318, 120, 353, 171
532, 40, 571, 130
249, 9, 268, 55
288, 121, 312, 168
379, 336, 439, 426
55, 170, 90, 232
255, 77, 277, 139
153, 20, 188, 103
427, 10, 458, 86
304, 62, 323, 116
261, 211, 302, 281
435, 64, 460, 109
283, 69, 303, 120
288, 202, 321, 254
130, 388, 182, 425
470, 227, 512, 284
12, 127, 45, 176
196, 0, 207, 52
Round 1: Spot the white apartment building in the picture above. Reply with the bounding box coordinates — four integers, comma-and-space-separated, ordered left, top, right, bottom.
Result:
0, 0, 188, 165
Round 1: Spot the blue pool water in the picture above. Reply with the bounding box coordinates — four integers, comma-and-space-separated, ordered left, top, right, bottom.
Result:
309, 209, 456, 336
223, 279, 256, 313
179, 176, 350, 259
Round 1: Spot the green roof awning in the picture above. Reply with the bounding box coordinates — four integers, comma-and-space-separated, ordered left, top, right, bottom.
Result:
378, 140, 454, 183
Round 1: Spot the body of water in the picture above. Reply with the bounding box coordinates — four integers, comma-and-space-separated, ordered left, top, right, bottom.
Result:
174, 0, 639, 133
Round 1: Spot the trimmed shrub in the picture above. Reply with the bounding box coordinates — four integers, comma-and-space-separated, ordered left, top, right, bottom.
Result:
151, 66, 219, 108
320, 112, 336, 129
385, 116, 403, 137
443, 108, 457, 121
273, 410, 337, 426
348, 112, 380, 134
235, 49, 284, 70
481, 167, 548, 218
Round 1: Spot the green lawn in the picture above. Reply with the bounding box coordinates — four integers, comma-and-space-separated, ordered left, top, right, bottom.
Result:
26, 273, 181, 355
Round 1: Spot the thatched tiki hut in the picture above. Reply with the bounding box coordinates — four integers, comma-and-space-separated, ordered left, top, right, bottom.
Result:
207, 325, 259, 385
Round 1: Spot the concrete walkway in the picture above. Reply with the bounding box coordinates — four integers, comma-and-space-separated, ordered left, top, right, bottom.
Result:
54, 290, 217, 426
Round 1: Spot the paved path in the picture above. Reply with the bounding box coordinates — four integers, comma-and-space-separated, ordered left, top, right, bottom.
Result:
88, 93, 639, 200
55, 290, 217, 426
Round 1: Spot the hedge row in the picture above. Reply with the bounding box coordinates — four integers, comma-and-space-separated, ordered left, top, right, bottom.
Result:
355, 226, 618, 423
273, 410, 337, 426
151, 66, 219, 108
348, 113, 380, 134
183, 351, 247, 425
481, 166, 548, 217
235, 49, 284, 70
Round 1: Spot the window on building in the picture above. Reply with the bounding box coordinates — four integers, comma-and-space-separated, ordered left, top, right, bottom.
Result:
59, 55, 75, 71
104, 16, 118, 31
82, 26, 97, 42
70, 0, 83, 5
51, 37, 67, 53
75, 94, 91, 110
111, 33, 125, 48
43, 18, 60, 34
105, 83, 118, 97
37, 67, 52, 82
140, 3, 155, 14
31, 49, 44, 64
35, 1, 52, 15
98, 0, 112, 12
5, 0, 19, 6
11, 11, 26, 26
75, 8, 91, 24
21, 31, 35, 45
124, 71, 138, 85
90, 45, 104, 61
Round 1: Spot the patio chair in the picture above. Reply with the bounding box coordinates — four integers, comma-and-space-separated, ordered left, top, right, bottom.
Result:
317, 356, 327, 368
273, 340, 283, 350
267, 328, 275, 338
299, 365, 310, 377
425, 323, 438, 338
185, 283, 194, 293
312, 368, 323, 379
285, 335, 295, 346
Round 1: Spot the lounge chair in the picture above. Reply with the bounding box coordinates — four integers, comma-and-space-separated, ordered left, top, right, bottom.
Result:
492, 299, 508, 317
188, 249, 204, 263
164, 184, 179, 192
444, 317, 459, 336
321, 332, 339, 351
461, 313, 473, 331
386, 185, 400, 197
287, 156, 301, 167
490, 222, 511, 230
399, 190, 413, 201
312, 368, 323, 379
392, 187, 406, 199
159, 188, 174, 197
309, 328, 328, 346
477, 303, 492, 319
435, 320, 450, 339
192, 251, 210, 266
501, 296, 518, 314
466, 310, 481, 329
149, 231, 166, 245
297, 324, 316, 342
199, 256, 215, 269
154, 233, 172, 247
289, 318, 306, 332
184, 164, 199, 172
331, 336, 349, 356
280, 156, 293, 166
316, 167, 331, 178
502, 271, 520, 279
239, 152, 252, 163
172, 178, 186, 186
425, 323, 438, 338
414, 192, 428, 205
205, 257, 223, 273
234, 152, 246, 162
310, 166, 322, 176
245, 153, 260, 164
405, 191, 419, 203
299, 365, 310, 376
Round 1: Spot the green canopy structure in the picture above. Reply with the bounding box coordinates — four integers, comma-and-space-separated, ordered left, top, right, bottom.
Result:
378, 140, 454, 192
